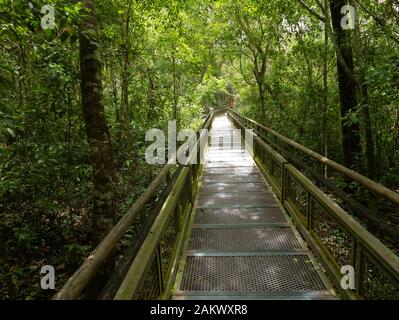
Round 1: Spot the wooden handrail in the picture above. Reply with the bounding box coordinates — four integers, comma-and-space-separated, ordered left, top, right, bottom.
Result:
114, 167, 190, 299
228, 109, 399, 299
115, 111, 215, 299
228, 108, 399, 206
53, 110, 214, 300
53, 163, 173, 300
285, 164, 399, 281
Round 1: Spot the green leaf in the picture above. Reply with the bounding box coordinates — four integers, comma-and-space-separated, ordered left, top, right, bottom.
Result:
60, 31, 69, 43
6, 128, 15, 137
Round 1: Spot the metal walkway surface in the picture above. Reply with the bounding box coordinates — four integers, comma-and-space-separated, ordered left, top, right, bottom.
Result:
173, 113, 336, 300
55, 109, 399, 301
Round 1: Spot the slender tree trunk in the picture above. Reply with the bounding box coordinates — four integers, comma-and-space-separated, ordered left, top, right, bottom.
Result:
199, 45, 211, 83
253, 56, 266, 119
121, 0, 134, 149
79, 0, 117, 241
109, 58, 120, 138
146, 69, 157, 121
329, 0, 361, 169
121, 49, 129, 130
172, 53, 180, 129
351, 0, 376, 179
258, 84, 266, 119
322, 0, 329, 179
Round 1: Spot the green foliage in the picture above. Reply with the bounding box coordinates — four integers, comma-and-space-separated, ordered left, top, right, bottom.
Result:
196, 74, 234, 111
13, 224, 39, 251
62, 243, 91, 269
0, 0, 398, 300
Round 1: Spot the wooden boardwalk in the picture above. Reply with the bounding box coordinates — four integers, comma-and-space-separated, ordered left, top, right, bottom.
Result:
173, 113, 336, 300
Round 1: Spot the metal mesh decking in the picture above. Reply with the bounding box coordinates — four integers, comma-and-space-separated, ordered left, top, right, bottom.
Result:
193, 207, 285, 225
188, 227, 302, 252
180, 255, 327, 292
173, 113, 335, 300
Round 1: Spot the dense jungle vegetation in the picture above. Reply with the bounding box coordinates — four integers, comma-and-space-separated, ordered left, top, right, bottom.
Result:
0, 0, 398, 299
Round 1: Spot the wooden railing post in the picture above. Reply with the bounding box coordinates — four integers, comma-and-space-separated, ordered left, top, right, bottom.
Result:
281, 162, 288, 208
306, 191, 312, 230
225, 108, 399, 300
188, 165, 193, 205
156, 243, 164, 296
367, 192, 378, 234
350, 238, 357, 274
355, 243, 364, 297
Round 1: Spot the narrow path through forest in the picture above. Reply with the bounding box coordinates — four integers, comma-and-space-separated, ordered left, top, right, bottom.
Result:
173, 113, 336, 300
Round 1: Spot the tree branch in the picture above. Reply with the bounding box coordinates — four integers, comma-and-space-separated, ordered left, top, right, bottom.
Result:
296, 0, 326, 22
354, 0, 399, 45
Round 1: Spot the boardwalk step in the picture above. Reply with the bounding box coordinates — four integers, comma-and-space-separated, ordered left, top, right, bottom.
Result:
201, 182, 269, 193
172, 112, 336, 300
203, 173, 264, 184
197, 192, 277, 207
194, 207, 284, 225
187, 226, 302, 252
177, 255, 327, 293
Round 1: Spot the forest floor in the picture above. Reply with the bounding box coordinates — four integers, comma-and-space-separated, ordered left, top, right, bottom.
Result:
0, 154, 159, 300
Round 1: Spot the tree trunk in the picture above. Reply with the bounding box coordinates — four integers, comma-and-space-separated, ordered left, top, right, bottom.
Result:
257, 83, 266, 119
172, 52, 181, 129
351, 0, 376, 179
329, 0, 361, 169
322, 0, 329, 179
79, 0, 117, 242
253, 55, 267, 119
121, 47, 129, 131
109, 57, 120, 129
121, 0, 134, 149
